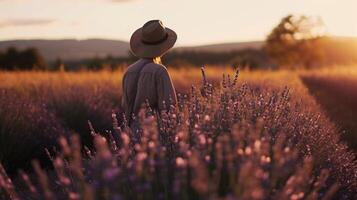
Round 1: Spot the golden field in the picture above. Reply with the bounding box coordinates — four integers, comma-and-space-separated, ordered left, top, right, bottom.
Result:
1, 66, 357, 199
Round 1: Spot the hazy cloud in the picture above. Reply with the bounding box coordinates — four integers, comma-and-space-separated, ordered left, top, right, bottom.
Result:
0, 19, 56, 28
0, 0, 138, 3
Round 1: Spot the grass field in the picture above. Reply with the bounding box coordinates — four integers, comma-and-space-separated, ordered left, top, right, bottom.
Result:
0, 66, 357, 199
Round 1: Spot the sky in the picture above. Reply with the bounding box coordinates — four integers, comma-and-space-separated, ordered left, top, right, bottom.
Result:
0, 0, 356, 46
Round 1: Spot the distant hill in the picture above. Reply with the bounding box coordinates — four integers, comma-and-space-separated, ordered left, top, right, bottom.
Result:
175, 41, 264, 53
0, 39, 264, 62
0, 39, 130, 62
1, 37, 355, 63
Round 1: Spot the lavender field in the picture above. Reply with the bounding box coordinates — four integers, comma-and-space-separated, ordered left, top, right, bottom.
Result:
0, 68, 357, 199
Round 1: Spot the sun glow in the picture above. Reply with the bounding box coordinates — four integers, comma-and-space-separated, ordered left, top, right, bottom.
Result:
0, 0, 356, 45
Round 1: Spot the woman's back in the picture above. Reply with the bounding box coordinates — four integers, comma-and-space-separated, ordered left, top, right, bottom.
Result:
121, 58, 177, 122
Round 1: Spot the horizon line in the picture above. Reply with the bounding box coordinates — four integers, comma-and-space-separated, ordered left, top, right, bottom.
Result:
0, 34, 356, 47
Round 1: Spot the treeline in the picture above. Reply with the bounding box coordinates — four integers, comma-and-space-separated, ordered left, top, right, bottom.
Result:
59, 48, 272, 71
53, 55, 136, 71
163, 49, 271, 69
0, 47, 47, 70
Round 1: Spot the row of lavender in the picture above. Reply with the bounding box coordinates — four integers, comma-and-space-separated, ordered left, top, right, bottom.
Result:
1, 69, 356, 199
0, 83, 120, 173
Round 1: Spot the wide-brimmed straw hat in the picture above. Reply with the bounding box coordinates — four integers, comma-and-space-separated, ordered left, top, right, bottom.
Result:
130, 20, 177, 58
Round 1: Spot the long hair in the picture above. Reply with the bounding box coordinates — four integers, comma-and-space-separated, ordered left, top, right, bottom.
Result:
153, 57, 162, 64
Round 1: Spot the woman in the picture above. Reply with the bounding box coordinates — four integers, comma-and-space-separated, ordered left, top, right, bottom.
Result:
121, 20, 177, 127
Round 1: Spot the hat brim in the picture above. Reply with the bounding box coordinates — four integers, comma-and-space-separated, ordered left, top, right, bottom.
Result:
130, 27, 177, 58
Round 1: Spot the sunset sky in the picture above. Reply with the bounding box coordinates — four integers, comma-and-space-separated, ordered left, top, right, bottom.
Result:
0, 0, 356, 46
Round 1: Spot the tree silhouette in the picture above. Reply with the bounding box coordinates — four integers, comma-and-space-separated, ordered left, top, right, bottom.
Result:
21, 48, 47, 70
0, 47, 47, 70
264, 15, 326, 69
